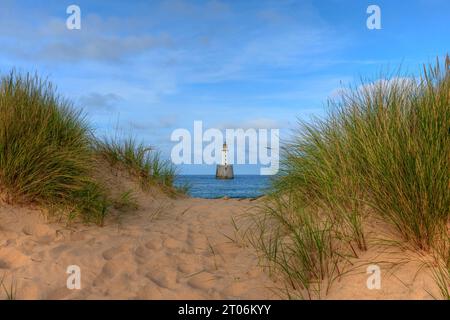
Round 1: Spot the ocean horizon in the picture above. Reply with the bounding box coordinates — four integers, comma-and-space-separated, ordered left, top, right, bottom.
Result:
175, 174, 272, 199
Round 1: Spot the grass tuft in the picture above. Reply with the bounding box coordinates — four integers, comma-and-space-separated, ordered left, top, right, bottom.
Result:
113, 190, 139, 211
0, 274, 17, 300
94, 137, 178, 193
0, 71, 108, 223
0, 71, 178, 224
252, 55, 450, 298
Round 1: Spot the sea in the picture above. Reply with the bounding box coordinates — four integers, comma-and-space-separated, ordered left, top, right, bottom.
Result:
174, 175, 272, 199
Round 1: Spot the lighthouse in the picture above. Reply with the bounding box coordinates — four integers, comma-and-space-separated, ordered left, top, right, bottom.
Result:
216, 141, 234, 179
221, 141, 228, 166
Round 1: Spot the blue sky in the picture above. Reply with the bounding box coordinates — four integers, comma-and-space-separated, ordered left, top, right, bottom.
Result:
0, 0, 449, 174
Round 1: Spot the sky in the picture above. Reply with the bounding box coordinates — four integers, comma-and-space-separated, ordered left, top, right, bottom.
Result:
0, 0, 449, 174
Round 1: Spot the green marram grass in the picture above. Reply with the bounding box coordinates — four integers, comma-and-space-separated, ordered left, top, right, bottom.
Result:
252, 56, 450, 299
0, 71, 179, 224
94, 137, 177, 193
0, 72, 108, 223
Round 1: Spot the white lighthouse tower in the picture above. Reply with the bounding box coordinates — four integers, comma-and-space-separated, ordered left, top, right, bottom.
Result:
221, 141, 228, 166
216, 140, 234, 179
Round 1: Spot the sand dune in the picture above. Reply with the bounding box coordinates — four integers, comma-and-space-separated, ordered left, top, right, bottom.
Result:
0, 194, 443, 300
0, 196, 278, 300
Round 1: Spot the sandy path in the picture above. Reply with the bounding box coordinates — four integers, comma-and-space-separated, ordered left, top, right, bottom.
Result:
0, 197, 278, 300
1, 194, 444, 300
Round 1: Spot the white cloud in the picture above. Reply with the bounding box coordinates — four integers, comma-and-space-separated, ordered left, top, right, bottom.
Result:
330, 77, 420, 100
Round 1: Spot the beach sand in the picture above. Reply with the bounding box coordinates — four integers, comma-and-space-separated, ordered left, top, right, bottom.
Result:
0, 192, 443, 300
0, 194, 278, 300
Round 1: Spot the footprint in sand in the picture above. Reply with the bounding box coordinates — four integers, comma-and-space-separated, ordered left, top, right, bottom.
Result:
134, 245, 151, 258
22, 224, 53, 237
144, 238, 163, 250
0, 247, 30, 268
177, 262, 202, 275
49, 244, 70, 260
134, 245, 154, 265
145, 269, 178, 289
0, 259, 9, 269
102, 246, 125, 260
187, 271, 216, 290
22, 224, 56, 244
93, 260, 122, 287
163, 238, 185, 251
